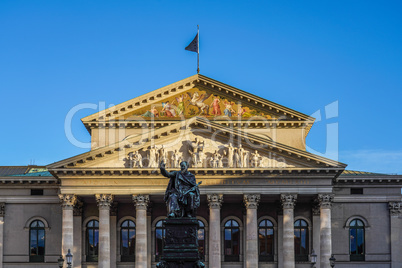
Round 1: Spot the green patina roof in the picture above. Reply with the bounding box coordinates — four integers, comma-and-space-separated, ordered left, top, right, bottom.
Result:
0, 166, 53, 177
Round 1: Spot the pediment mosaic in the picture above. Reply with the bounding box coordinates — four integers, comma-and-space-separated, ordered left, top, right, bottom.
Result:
126, 87, 275, 120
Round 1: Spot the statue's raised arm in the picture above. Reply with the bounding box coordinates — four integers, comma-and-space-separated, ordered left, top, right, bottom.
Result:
160, 161, 174, 178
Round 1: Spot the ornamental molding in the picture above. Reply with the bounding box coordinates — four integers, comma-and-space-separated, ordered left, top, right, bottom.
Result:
132, 195, 150, 210
317, 194, 334, 209
59, 194, 77, 209
0, 203, 4, 217
389, 202, 402, 217
243, 194, 260, 209
207, 194, 223, 209
95, 194, 114, 209
280, 194, 297, 209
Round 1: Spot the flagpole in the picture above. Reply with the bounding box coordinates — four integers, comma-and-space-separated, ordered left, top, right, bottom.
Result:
197, 25, 200, 74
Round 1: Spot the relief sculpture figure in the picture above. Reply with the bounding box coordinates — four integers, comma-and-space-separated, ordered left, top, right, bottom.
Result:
160, 161, 201, 218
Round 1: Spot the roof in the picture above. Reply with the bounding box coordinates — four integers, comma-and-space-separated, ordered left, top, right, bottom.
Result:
0, 166, 53, 177
341, 170, 388, 176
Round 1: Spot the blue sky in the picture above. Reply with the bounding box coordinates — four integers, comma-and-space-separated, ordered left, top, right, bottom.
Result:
1, 0, 401, 174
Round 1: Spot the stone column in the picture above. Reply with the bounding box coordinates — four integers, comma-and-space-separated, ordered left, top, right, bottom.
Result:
110, 202, 118, 268
207, 194, 223, 268
59, 194, 77, 268
133, 195, 149, 268
277, 207, 284, 268
96, 194, 114, 268
73, 201, 83, 268
280, 194, 297, 268
317, 194, 334, 268
389, 202, 402, 268
312, 204, 321, 268
0, 203, 5, 268
243, 194, 260, 268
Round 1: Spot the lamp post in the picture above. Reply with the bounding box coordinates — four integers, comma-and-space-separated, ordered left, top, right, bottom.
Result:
57, 255, 64, 268
66, 249, 73, 268
329, 254, 336, 268
310, 249, 317, 268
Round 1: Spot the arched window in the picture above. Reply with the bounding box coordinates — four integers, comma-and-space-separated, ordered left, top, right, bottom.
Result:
86, 220, 99, 262
155, 220, 165, 262
294, 219, 309, 261
224, 220, 240, 262
259, 219, 274, 262
29, 220, 45, 262
350, 219, 365, 261
121, 220, 135, 262
198, 220, 205, 261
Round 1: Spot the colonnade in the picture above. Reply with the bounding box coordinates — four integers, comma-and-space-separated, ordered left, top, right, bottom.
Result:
59, 193, 337, 268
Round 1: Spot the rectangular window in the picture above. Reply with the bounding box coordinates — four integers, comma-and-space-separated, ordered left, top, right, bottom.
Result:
31, 189, 44, 195
351, 188, 363, 195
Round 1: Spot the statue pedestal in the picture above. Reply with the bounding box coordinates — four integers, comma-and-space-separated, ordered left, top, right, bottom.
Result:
157, 218, 204, 268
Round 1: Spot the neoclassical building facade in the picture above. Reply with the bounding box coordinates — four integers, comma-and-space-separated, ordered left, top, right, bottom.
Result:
0, 74, 401, 268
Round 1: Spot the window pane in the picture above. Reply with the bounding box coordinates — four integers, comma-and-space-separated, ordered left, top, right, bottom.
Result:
122, 229, 128, 254
259, 229, 266, 254
350, 220, 356, 227
198, 220, 204, 227
350, 229, 357, 254
122, 220, 128, 227
294, 220, 300, 227
259, 220, 266, 227
30, 229, 38, 255
266, 230, 274, 255
232, 220, 239, 227
88, 221, 93, 227
37, 221, 45, 227
129, 230, 135, 255
357, 220, 364, 227
129, 220, 135, 227
300, 229, 308, 254
225, 221, 231, 227
266, 220, 273, 227
156, 221, 163, 227
294, 229, 301, 254
301, 220, 307, 227
232, 228, 240, 255
357, 229, 364, 254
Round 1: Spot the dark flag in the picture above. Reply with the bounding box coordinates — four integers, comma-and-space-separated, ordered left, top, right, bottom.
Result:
185, 33, 199, 53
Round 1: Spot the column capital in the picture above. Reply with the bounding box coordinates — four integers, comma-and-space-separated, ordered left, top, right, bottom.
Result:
132, 195, 150, 210
317, 194, 334, 209
389, 202, 402, 217
280, 194, 297, 209
95, 194, 114, 209
312, 203, 320, 216
73, 200, 83, 216
243, 194, 260, 209
207, 194, 223, 209
0, 203, 5, 217
59, 194, 77, 210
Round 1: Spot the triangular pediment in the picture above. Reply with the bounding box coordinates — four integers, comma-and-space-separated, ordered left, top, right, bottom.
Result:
81, 74, 315, 127
48, 117, 345, 177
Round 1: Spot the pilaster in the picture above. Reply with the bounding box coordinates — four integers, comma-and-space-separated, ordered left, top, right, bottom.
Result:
73, 200, 83, 268
312, 203, 321, 268
389, 202, 402, 268
0, 203, 5, 268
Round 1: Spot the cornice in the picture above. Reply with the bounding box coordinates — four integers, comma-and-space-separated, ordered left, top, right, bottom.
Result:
50, 167, 342, 179
0, 176, 58, 185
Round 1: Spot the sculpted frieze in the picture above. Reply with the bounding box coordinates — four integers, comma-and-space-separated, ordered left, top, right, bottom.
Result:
122, 135, 292, 169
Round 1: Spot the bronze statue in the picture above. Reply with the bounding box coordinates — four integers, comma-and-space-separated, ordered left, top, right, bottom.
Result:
160, 160, 201, 218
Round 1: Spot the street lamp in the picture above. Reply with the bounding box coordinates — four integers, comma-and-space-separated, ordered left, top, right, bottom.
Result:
66, 249, 73, 268
57, 255, 64, 268
310, 249, 317, 268
329, 254, 336, 268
